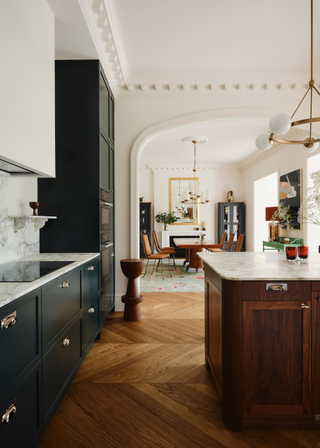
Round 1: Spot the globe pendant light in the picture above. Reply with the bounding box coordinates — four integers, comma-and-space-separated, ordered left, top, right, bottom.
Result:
181, 137, 211, 206
256, 0, 320, 153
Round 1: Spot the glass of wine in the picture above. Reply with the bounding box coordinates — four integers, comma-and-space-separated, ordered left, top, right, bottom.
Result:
286, 246, 297, 262
298, 246, 309, 261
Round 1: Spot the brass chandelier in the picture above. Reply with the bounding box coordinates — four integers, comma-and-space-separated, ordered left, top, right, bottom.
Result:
256, 0, 320, 153
181, 137, 211, 205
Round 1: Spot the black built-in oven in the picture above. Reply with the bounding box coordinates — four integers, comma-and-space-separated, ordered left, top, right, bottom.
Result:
100, 189, 113, 290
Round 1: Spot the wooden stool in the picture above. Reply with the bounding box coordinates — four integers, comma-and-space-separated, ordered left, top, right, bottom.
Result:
120, 259, 144, 321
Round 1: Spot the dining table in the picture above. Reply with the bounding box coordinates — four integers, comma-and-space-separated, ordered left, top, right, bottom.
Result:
173, 238, 223, 272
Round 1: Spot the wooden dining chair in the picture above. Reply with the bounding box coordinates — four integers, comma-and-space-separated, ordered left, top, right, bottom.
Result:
209, 232, 235, 253
235, 233, 245, 252
140, 233, 171, 279
152, 230, 177, 271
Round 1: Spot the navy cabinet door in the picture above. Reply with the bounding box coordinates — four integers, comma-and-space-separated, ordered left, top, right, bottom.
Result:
0, 288, 41, 401
99, 71, 109, 138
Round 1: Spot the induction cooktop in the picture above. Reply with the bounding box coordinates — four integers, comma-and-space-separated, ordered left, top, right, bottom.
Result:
0, 260, 74, 282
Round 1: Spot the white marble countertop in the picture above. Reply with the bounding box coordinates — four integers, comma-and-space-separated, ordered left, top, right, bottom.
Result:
198, 252, 320, 281
0, 253, 99, 309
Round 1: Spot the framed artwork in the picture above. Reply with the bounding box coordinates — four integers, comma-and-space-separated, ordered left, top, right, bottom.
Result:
279, 169, 302, 229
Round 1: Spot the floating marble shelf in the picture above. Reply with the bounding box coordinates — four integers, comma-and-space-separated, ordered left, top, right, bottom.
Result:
8, 216, 57, 232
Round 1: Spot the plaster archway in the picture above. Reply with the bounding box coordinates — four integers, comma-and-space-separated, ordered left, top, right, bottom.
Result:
129, 108, 289, 257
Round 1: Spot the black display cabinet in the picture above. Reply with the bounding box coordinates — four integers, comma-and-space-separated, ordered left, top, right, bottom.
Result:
218, 202, 245, 251
38, 60, 115, 326
140, 202, 151, 257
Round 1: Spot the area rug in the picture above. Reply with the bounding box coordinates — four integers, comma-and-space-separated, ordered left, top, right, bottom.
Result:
140, 259, 205, 293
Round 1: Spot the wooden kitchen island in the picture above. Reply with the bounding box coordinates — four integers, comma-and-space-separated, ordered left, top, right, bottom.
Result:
198, 251, 320, 432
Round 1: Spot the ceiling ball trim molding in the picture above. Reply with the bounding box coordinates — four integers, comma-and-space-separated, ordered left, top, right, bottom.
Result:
121, 82, 318, 93
90, 0, 125, 83
140, 164, 241, 172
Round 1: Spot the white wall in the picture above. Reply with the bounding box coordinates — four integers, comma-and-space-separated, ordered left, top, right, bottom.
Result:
0, 0, 55, 177
242, 143, 318, 251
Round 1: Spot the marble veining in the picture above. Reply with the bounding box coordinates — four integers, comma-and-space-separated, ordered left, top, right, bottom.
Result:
0, 177, 39, 263
0, 253, 99, 309
198, 252, 320, 280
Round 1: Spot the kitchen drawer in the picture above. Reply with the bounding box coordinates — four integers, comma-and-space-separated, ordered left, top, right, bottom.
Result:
43, 317, 82, 419
243, 281, 311, 301
82, 258, 99, 307
0, 289, 41, 400
83, 293, 99, 353
0, 363, 41, 448
42, 269, 81, 349
100, 188, 111, 204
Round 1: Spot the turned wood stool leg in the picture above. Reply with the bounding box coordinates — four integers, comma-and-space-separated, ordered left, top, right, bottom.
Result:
120, 259, 145, 322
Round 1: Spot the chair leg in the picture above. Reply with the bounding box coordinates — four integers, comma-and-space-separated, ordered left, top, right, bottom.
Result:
161, 260, 164, 280
172, 255, 177, 271
168, 258, 172, 277
155, 259, 161, 272
143, 258, 149, 277
151, 260, 157, 275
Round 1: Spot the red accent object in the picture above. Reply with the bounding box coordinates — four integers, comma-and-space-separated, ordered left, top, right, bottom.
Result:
265, 206, 279, 221
298, 246, 309, 259
286, 246, 297, 261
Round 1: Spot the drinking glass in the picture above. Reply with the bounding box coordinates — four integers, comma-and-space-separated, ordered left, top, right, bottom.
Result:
286, 246, 297, 261
298, 246, 309, 261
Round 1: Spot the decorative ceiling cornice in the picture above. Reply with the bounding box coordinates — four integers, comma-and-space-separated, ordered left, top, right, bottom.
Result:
78, 0, 129, 96
140, 164, 241, 172
121, 82, 320, 94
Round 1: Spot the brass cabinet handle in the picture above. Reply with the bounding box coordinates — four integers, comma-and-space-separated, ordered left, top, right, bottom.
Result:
88, 307, 95, 314
61, 280, 70, 289
267, 284, 286, 291
1, 311, 17, 330
87, 265, 95, 271
111, 253, 115, 257
1, 400, 17, 425
301, 303, 310, 309
62, 337, 70, 347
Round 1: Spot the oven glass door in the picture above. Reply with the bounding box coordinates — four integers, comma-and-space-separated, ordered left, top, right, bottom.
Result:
101, 242, 113, 287
101, 202, 112, 232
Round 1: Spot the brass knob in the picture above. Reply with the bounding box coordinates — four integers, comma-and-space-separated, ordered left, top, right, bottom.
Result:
88, 265, 95, 271
88, 307, 95, 314
61, 280, 70, 289
1, 312, 17, 330
301, 303, 310, 309
62, 337, 70, 347
1, 400, 17, 425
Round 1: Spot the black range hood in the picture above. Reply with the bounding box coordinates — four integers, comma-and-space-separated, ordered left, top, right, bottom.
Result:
0, 158, 36, 175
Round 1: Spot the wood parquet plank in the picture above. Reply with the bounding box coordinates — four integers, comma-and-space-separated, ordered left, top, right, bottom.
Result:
37, 292, 320, 448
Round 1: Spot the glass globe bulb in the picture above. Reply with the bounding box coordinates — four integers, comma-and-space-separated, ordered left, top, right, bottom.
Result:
301, 141, 319, 153
269, 113, 292, 135
255, 133, 272, 151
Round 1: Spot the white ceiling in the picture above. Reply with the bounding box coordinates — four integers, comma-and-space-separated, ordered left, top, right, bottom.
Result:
139, 118, 268, 166
114, 0, 318, 79
46, 0, 320, 166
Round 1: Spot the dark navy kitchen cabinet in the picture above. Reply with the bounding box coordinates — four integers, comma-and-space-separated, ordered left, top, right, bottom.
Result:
0, 257, 99, 447
38, 60, 115, 324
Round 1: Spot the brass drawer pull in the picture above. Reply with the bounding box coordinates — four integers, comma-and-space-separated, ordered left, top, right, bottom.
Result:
62, 336, 70, 347
88, 307, 95, 314
1, 400, 17, 425
1, 311, 17, 330
301, 303, 310, 309
61, 280, 70, 289
87, 265, 95, 271
267, 283, 287, 291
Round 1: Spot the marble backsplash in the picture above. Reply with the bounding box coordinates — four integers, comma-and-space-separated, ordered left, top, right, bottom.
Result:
0, 177, 39, 263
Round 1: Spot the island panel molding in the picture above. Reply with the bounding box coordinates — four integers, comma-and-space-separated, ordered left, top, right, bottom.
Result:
200, 252, 320, 431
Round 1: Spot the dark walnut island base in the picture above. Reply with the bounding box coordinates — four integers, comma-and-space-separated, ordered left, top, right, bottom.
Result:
198, 251, 320, 432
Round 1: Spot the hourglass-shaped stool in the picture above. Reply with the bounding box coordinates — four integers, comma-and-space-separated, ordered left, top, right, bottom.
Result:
120, 259, 144, 321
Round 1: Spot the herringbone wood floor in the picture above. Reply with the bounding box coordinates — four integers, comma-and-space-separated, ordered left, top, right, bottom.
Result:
37, 293, 320, 448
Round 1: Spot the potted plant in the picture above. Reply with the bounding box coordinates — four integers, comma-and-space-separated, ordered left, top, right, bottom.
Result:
272, 203, 297, 231
155, 211, 177, 231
